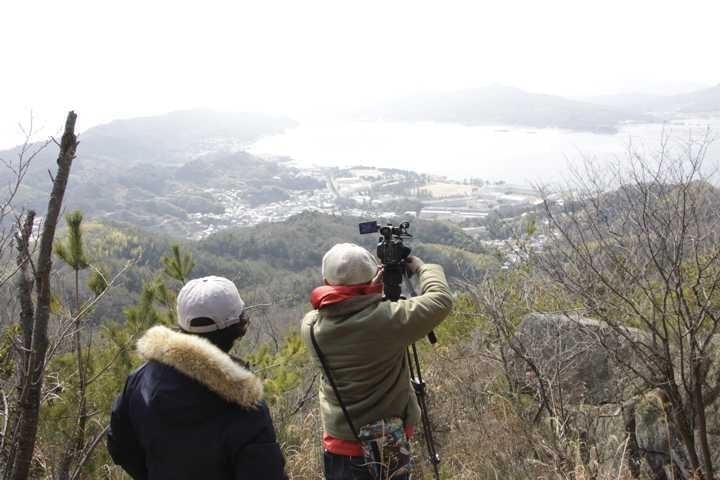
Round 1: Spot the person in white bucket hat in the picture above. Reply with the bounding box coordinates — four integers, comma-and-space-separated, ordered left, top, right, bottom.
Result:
108, 276, 287, 479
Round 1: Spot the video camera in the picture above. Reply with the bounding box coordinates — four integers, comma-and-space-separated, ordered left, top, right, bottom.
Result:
358, 220, 412, 302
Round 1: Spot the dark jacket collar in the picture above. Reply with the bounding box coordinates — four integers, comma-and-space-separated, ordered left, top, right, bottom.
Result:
136, 325, 263, 408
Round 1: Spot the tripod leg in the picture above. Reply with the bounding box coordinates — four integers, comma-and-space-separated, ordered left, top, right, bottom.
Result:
408, 344, 441, 480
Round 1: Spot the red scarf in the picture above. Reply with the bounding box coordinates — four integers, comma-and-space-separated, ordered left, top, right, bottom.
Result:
310, 284, 383, 310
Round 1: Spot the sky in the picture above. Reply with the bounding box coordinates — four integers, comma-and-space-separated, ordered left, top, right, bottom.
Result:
1, 0, 719, 148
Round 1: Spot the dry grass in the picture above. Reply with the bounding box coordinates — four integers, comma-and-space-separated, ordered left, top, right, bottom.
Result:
274, 338, 648, 480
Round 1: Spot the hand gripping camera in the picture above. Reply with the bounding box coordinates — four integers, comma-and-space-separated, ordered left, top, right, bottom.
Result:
358, 220, 412, 301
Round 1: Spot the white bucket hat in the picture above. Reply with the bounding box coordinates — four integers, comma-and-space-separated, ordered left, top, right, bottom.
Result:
176, 276, 245, 333
322, 243, 379, 286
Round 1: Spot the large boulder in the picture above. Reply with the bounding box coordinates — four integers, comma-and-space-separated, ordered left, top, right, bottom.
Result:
507, 313, 641, 405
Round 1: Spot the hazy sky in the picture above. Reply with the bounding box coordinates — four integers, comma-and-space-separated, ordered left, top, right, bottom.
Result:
1, 0, 719, 148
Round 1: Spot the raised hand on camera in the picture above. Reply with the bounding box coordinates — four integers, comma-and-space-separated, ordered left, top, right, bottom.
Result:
370, 265, 384, 286
405, 256, 424, 275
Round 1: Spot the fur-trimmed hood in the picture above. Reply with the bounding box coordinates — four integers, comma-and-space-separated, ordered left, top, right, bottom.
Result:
137, 325, 263, 409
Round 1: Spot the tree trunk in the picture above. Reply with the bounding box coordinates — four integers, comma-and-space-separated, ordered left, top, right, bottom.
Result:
16, 211, 36, 389
669, 398, 704, 480
693, 367, 714, 479
2, 212, 37, 466
9, 111, 78, 480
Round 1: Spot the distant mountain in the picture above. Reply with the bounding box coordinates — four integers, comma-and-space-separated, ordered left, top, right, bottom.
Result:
363, 86, 648, 133
668, 84, 720, 113
579, 93, 668, 112
585, 84, 720, 116
79, 109, 297, 164
0, 109, 296, 171
0, 109, 300, 234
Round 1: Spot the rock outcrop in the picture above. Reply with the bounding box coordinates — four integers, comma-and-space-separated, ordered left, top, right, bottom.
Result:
507, 313, 719, 479
507, 313, 641, 405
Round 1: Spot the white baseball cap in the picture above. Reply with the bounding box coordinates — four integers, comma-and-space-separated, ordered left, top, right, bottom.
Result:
322, 243, 379, 286
176, 276, 245, 333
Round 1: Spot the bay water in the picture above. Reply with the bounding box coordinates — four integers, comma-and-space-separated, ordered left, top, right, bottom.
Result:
249, 118, 720, 186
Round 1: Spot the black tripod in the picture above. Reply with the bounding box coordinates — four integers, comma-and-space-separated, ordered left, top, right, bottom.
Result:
383, 264, 441, 480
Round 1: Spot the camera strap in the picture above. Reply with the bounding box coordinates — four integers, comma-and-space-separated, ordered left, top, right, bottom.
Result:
309, 321, 360, 440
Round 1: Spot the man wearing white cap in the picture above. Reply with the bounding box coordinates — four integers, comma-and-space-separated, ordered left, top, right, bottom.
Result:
302, 244, 453, 480
108, 276, 287, 479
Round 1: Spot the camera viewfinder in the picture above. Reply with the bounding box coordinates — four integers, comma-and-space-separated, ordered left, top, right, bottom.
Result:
358, 221, 379, 235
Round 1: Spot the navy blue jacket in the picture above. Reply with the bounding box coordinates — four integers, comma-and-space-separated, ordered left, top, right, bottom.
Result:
107, 326, 287, 480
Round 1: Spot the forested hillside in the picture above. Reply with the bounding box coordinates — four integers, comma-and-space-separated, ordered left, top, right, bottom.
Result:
56, 212, 497, 326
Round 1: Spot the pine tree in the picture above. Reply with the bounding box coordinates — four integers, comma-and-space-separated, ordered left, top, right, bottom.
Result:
53, 210, 91, 480
87, 268, 109, 297
161, 244, 195, 284
55, 211, 90, 311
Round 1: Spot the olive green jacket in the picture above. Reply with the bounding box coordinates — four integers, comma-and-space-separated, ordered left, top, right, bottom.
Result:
301, 264, 453, 440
